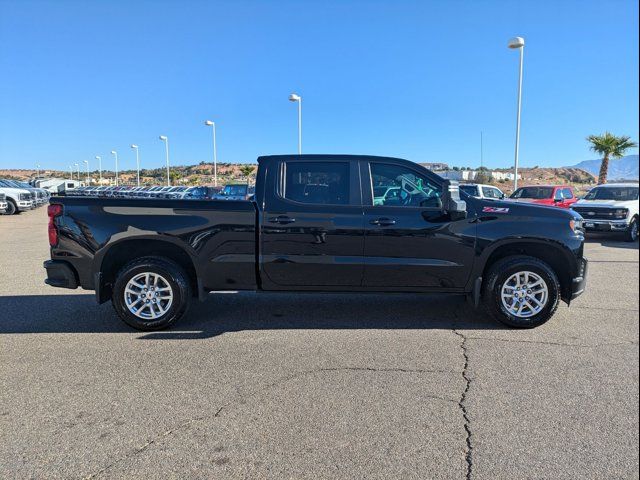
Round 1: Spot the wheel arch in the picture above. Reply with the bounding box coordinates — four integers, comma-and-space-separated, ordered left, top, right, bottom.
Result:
476, 239, 577, 303
95, 237, 200, 303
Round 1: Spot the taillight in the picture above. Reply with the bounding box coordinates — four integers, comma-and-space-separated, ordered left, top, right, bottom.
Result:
48, 204, 63, 246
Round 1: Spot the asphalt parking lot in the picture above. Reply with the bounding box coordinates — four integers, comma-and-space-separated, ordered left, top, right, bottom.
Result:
1, 208, 638, 479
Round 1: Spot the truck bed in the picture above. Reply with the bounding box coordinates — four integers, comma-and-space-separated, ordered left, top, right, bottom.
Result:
49, 196, 258, 299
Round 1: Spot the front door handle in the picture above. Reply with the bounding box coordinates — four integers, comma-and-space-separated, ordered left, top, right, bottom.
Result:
370, 217, 396, 226
268, 215, 296, 225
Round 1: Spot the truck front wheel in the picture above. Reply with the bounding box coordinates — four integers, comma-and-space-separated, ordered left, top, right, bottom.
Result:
625, 217, 638, 242
483, 255, 560, 328
112, 257, 191, 331
5, 200, 17, 215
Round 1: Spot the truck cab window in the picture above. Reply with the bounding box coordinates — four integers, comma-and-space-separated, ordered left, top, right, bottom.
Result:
370, 163, 442, 208
459, 185, 479, 197
482, 187, 499, 199
282, 162, 350, 205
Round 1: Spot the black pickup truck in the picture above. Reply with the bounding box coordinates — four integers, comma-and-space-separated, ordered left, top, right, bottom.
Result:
44, 155, 588, 330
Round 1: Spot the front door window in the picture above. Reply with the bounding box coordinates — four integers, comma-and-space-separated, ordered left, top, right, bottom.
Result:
370, 163, 442, 208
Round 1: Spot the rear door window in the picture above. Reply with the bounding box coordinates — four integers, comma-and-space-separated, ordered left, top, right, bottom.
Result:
562, 188, 574, 199
281, 162, 350, 205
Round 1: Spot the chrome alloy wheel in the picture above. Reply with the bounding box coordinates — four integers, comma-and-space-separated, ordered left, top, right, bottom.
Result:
124, 272, 174, 320
500, 271, 548, 318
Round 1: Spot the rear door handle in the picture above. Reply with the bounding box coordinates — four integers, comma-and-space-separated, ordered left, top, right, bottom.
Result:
268, 215, 296, 225
370, 217, 396, 226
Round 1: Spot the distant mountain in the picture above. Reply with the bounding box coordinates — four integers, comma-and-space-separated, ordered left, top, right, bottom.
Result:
567, 154, 638, 181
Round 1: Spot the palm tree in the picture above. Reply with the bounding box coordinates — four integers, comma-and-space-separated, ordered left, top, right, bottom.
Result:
239, 165, 256, 183
586, 132, 637, 184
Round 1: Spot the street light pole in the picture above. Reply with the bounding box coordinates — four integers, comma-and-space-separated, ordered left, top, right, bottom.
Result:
204, 120, 218, 187
508, 36, 525, 191
131, 145, 140, 186
69, 165, 73, 180
289, 93, 302, 154
84, 160, 89, 184
74, 163, 80, 183
480, 131, 483, 169
95, 156, 102, 183
159, 135, 170, 186
111, 151, 118, 186
36, 163, 40, 177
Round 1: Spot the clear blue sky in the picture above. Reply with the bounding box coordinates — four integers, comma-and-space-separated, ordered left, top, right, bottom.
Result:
0, 0, 638, 172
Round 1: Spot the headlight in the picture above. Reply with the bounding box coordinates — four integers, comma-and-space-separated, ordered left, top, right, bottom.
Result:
570, 219, 583, 233
614, 208, 629, 219
19, 193, 30, 201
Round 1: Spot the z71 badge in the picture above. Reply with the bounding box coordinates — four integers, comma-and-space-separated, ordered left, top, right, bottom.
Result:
482, 206, 510, 213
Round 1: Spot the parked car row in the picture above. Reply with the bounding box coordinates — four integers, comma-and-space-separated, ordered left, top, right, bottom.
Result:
64, 184, 257, 201
460, 183, 578, 207
0, 179, 50, 215
66, 185, 223, 200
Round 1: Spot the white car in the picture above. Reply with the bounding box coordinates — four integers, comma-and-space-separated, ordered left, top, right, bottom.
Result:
0, 182, 34, 214
571, 183, 639, 242
459, 183, 506, 200
0, 192, 7, 214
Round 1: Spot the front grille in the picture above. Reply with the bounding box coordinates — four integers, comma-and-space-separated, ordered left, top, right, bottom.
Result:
0, 193, 5, 201
573, 207, 627, 220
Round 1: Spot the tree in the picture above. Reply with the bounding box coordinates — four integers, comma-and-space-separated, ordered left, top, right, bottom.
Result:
169, 170, 182, 183
586, 132, 637, 184
239, 165, 256, 182
475, 170, 492, 184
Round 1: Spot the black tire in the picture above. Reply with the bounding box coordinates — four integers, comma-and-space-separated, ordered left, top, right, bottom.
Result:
483, 255, 560, 328
112, 257, 191, 331
624, 217, 638, 242
5, 200, 18, 215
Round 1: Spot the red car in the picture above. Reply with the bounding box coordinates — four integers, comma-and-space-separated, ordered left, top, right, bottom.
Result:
509, 185, 578, 208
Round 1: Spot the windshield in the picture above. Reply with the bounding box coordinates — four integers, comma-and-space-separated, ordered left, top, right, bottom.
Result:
511, 187, 553, 199
584, 186, 639, 201
222, 185, 248, 196
0, 180, 28, 189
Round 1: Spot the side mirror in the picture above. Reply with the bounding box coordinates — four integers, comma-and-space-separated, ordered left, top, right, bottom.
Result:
443, 180, 467, 220
554, 197, 562, 203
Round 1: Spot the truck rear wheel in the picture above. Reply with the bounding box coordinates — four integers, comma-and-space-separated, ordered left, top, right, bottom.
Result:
483, 255, 560, 328
112, 257, 191, 331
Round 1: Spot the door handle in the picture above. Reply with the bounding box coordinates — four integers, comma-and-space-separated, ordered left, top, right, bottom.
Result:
370, 217, 396, 226
268, 215, 296, 224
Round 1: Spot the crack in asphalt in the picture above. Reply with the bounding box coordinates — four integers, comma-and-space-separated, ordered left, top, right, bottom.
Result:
82, 366, 458, 478
82, 413, 214, 479
464, 336, 639, 348
453, 328, 473, 480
